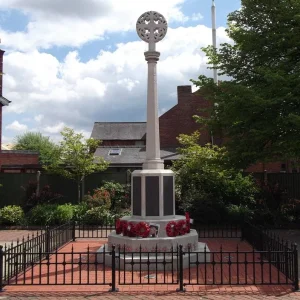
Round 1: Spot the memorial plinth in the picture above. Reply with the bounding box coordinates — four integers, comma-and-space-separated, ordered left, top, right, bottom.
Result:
97, 11, 209, 269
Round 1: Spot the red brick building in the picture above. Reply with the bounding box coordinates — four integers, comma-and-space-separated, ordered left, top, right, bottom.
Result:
91, 85, 293, 173
0, 49, 39, 172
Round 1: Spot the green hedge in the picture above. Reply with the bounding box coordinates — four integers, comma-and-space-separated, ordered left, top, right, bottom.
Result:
0, 203, 129, 226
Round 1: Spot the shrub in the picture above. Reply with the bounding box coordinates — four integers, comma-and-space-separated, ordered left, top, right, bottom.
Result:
82, 189, 111, 209
226, 204, 254, 224
22, 182, 63, 212
28, 204, 58, 226
100, 181, 131, 211
0, 205, 24, 225
72, 203, 89, 222
83, 181, 130, 213
54, 204, 73, 224
173, 132, 258, 223
83, 206, 115, 225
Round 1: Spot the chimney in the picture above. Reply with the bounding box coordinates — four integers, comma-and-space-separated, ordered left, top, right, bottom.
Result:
177, 85, 192, 104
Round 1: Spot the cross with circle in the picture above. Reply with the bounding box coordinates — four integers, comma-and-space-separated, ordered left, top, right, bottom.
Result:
136, 11, 168, 51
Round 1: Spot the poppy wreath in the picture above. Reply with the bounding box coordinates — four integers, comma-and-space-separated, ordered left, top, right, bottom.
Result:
115, 219, 122, 234
185, 212, 191, 233
135, 222, 150, 238
122, 221, 128, 236
127, 222, 137, 237
166, 221, 178, 237
176, 219, 187, 236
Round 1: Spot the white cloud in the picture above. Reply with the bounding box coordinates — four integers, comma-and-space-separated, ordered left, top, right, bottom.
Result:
5, 120, 28, 131
117, 78, 140, 91
191, 13, 203, 21
34, 114, 44, 122
2, 25, 230, 142
0, 0, 189, 51
43, 122, 65, 134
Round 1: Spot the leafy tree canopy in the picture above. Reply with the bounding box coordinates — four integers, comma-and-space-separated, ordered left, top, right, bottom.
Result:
172, 132, 257, 223
46, 127, 108, 202
191, 0, 300, 168
13, 132, 57, 165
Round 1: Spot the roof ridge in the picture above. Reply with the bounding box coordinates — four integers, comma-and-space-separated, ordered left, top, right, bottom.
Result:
94, 122, 146, 124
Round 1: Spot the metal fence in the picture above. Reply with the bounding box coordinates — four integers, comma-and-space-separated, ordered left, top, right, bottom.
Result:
74, 222, 115, 239
1, 223, 73, 284
0, 243, 297, 292
242, 221, 299, 289
0, 222, 298, 292
1, 245, 114, 290
193, 223, 241, 238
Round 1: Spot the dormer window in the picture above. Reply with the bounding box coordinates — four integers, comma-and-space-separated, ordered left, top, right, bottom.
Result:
109, 148, 122, 156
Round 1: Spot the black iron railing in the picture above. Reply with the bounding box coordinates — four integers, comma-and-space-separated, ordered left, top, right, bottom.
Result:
117, 245, 179, 286
193, 223, 241, 238
181, 244, 298, 291
0, 243, 297, 292
1, 244, 113, 289
242, 222, 299, 289
0, 221, 298, 292
1, 223, 73, 284
74, 221, 115, 239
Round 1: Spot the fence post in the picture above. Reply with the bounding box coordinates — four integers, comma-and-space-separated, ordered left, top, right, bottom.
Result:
260, 230, 264, 251
241, 223, 245, 241
45, 226, 50, 260
0, 246, 3, 292
284, 241, 289, 279
294, 243, 299, 291
176, 244, 185, 292
72, 221, 76, 242
109, 245, 118, 292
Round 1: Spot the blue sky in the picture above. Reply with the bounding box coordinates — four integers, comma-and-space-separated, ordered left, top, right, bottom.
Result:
0, 0, 240, 145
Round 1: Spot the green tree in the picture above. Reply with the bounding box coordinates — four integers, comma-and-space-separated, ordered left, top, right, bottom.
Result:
46, 127, 108, 202
191, 0, 300, 168
13, 132, 58, 165
172, 132, 257, 223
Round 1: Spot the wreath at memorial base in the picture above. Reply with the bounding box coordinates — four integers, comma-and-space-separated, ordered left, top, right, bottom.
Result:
127, 222, 137, 237
135, 222, 150, 238
185, 212, 191, 233
185, 220, 190, 233
116, 219, 123, 234
122, 221, 128, 236
166, 221, 178, 237
176, 219, 187, 236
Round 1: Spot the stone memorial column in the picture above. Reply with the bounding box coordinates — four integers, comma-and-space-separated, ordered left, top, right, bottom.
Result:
131, 11, 175, 219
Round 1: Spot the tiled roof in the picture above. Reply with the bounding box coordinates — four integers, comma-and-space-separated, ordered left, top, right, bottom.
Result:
91, 122, 146, 140
94, 146, 180, 165
0, 96, 10, 106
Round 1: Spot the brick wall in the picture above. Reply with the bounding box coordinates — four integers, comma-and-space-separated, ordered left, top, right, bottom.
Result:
159, 85, 212, 147
0, 150, 39, 168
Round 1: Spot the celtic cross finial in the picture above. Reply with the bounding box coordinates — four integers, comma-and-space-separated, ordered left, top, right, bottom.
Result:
136, 11, 168, 51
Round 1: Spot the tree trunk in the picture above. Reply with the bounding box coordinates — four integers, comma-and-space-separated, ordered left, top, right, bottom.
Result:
81, 178, 85, 202
77, 181, 81, 203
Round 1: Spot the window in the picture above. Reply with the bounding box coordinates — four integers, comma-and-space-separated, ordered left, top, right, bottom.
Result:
109, 148, 122, 156
135, 140, 145, 146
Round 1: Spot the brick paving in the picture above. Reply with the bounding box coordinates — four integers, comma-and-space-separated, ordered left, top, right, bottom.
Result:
0, 232, 300, 300
0, 230, 40, 245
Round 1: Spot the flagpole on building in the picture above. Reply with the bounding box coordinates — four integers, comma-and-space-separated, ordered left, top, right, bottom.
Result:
211, 0, 218, 84
211, 0, 218, 146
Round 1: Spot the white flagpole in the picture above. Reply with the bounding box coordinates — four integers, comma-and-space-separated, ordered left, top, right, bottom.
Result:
212, 0, 218, 84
